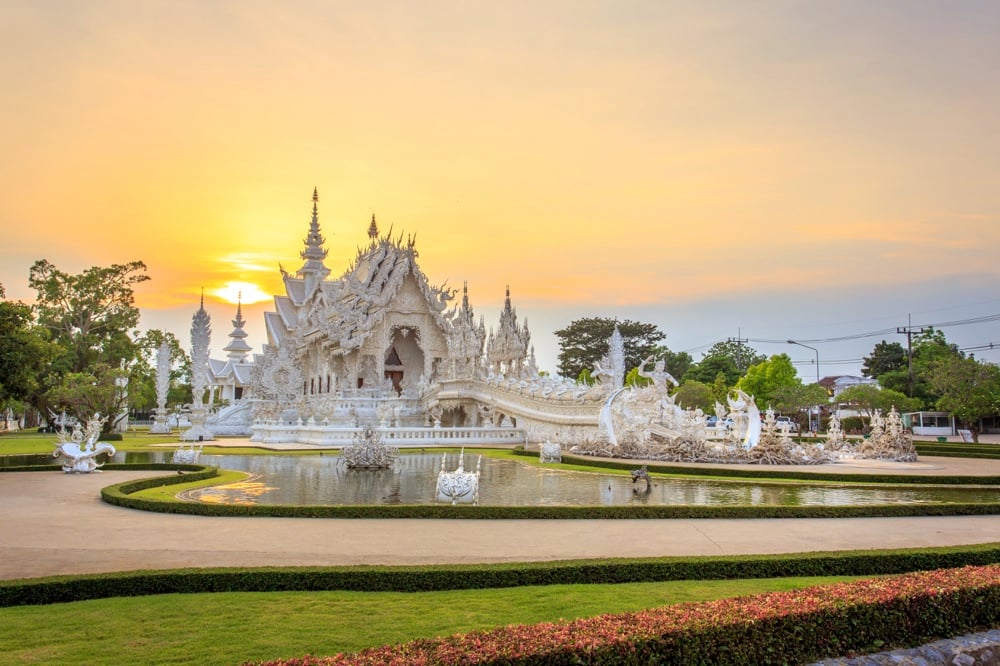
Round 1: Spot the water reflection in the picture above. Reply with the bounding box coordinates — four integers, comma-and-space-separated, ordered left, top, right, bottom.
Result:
181, 453, 995, 507
7, 451, 997, 507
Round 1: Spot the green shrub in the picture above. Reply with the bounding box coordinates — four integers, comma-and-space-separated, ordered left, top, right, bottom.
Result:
248, 565, 1000, 665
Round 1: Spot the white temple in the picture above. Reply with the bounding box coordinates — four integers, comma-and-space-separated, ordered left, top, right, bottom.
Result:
187, 189, 916, 464
194, 188, 601, 446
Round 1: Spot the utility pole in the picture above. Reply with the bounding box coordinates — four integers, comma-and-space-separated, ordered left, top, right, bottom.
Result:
896, 314, 926, 397
728, 330, 749, 372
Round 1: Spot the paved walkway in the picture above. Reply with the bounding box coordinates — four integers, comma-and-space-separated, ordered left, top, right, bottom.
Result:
1, 456, 999, 581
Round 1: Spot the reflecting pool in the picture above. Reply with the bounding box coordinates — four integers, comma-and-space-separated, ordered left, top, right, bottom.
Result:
8, 451, 997, 507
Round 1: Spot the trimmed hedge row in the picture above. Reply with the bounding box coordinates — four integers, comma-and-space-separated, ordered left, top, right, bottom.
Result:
251, 565, 1000, 665
3, 544, 1000, 608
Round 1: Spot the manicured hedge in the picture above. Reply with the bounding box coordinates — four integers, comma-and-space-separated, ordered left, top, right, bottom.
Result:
249, 564, 1000, 665
3, 544, 999, 607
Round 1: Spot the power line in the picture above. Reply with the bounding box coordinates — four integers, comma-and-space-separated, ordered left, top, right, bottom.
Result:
746, 312, 1000, 345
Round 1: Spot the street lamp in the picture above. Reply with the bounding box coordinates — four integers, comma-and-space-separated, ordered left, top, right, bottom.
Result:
787, 340, 820, 432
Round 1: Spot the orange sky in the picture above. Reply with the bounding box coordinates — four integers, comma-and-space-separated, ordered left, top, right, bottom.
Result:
2, 1, 999, 375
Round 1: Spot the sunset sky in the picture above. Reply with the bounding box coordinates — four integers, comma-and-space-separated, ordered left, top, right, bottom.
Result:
2, 1, 999, 378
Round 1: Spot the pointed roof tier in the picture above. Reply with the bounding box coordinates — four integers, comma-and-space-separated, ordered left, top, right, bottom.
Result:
487, 285, 531, 373
222, 297, 253, 362
296, 188, 331, 297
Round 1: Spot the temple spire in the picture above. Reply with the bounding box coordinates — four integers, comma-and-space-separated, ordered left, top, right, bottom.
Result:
223, 292, 252, 362
297, 187, 331, 296
368, 213, 379, 240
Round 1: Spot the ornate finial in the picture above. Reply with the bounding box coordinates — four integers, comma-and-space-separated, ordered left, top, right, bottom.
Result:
368, 213, 378, 240
312, 187, 318, 203
199, 287, 205, 309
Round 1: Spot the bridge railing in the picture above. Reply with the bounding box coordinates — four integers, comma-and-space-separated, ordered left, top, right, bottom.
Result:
251, 422, 525, 447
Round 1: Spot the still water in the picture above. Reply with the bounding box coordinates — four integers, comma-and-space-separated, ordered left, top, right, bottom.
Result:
19, 450, 992, 507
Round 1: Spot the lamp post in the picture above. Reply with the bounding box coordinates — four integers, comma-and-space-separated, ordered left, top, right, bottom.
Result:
787, 340, 820, 432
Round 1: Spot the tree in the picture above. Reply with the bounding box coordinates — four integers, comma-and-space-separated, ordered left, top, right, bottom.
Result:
861, 340, 907, 378
29, 259, 150, 373
880, 328, 962, 407
834, 384, 922, 432
129, 329, 190, 413
28, 260, 150, 433
770, 383, 830, 431
929, 356, 1000, 443
710, 372, 729, 405
555, 317, 665, 379
46, 364, 131, 431
0, 289, 57, 415
704, 340, 766, 374
736, 354, 799, 409
684, 340, 764, 387
672, 380, 715, 412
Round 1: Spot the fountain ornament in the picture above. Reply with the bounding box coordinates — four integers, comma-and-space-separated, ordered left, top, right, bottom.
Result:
339, 422, 400, 469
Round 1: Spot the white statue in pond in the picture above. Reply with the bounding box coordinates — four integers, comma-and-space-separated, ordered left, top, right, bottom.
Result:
435, 449, 481, 504
53, 415, 116, 473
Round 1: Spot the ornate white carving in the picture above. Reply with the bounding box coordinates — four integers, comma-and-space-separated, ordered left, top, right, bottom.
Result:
435, 449, 481, 504
183, 296, 215, 442
150, 341, 172, 434
52, 415, 116, 473
339, 423, 400, 468
539, 440, 562, 463
172, 442, 203, 464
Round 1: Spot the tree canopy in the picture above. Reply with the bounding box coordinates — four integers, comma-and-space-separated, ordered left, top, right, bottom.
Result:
861, 340, 907, 379
684, 340, 765, 387
29, 259, 149, 374
0, 291, 57, 412
834, 384, 922, 431
672, 380, 715, 413
555, 317, 665, 379
929, 355, 1000, 442
27, 259, 151, 432
736, 354, 800, 409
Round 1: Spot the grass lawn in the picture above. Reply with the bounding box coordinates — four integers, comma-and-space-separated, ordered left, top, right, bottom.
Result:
0, 576, 861, 665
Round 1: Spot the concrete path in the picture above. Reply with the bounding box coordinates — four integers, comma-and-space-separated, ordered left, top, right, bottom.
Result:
2, 457, 999, 581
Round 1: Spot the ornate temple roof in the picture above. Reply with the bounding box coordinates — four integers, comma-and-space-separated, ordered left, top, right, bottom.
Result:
264, 191, 459, 354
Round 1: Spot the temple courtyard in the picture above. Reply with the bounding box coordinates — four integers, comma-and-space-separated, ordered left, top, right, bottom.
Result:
2, 449, 998, 581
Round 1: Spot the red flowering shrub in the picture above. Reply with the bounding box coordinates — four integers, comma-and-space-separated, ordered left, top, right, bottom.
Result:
251, 564, 1000, 666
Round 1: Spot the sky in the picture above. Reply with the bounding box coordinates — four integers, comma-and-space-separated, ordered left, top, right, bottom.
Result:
2, 0, 999, 380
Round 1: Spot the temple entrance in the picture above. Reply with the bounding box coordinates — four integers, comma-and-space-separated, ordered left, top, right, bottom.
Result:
385, 327, 424, 395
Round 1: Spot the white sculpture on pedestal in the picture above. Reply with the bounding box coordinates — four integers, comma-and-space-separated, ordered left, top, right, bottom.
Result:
150, 341, 172, 434
182, 293, 215, 442
435, 449, 481, 504
52, 416, 116, 473
340, 422, 399, 469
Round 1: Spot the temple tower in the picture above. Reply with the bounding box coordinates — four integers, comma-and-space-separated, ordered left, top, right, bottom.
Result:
297, 187, 331, 298
223, 296, 252, 362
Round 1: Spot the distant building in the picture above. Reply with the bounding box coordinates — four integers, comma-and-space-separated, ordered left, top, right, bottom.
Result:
819, 375, 878, 398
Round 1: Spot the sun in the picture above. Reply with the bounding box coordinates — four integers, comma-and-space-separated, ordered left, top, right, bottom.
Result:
214, 281, 272, 305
